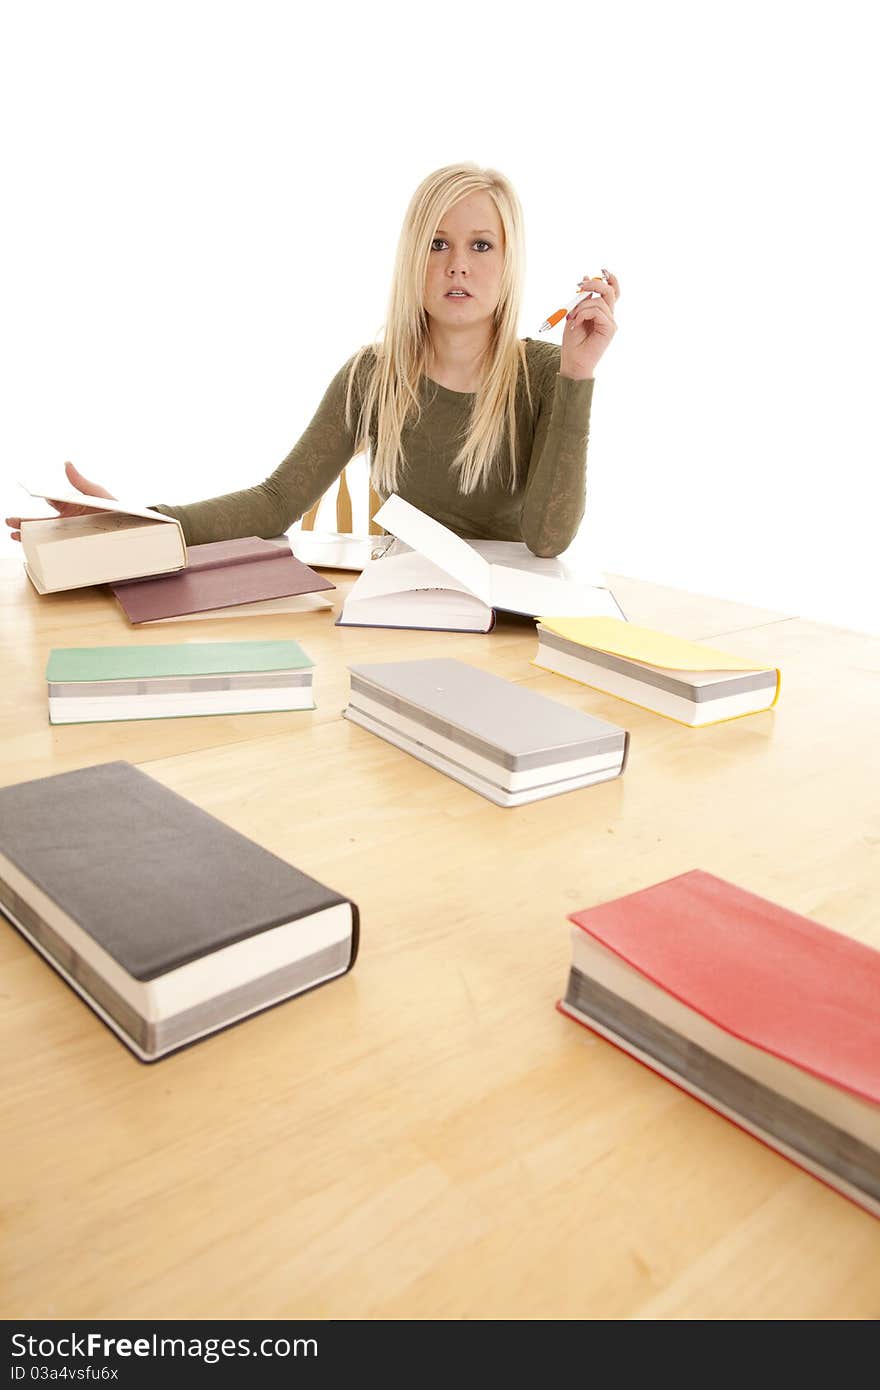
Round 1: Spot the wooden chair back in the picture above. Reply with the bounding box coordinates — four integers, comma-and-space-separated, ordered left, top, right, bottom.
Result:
300, 469, 384, 537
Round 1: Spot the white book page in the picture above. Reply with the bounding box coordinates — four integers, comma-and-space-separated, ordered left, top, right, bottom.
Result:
372, 495, 491, 603
290, 532, 393, 571
469, 539, 605, 589
490, 564, 625, 619
347, 548, 478, 602
18, 481, 175, 524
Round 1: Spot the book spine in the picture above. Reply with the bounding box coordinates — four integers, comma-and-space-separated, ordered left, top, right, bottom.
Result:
113, 543, 292, 588
187, 546, 292, 575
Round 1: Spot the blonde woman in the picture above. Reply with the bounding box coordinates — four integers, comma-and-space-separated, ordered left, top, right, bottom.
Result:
6, 163, 619, 558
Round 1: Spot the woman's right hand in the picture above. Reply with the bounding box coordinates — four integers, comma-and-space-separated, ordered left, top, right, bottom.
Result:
5, 461, 117, 541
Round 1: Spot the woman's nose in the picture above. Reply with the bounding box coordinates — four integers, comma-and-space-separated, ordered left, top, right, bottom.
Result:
445, 248, 475, 274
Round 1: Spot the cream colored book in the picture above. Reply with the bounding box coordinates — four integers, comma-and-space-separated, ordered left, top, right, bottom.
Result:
18, 485, 186, 594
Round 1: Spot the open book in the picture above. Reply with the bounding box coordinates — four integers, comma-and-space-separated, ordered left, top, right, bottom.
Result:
18, 484, 186, 593
337, 495, 624, 632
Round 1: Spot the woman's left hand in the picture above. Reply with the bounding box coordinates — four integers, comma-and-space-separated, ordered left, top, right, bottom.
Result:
559, 269, 620, 380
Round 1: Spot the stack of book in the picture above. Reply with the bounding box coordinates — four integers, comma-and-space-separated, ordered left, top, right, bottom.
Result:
0, 762, 360, 1061
45, 639, 317, 724
535, 616, 780, 725
344, 658, 629, 807
559, 870, 880, 1217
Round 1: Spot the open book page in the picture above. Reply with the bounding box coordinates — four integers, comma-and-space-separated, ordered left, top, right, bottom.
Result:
467, 540, 606, 589
290, 531, 394, 572
18, 483, 177, 525
372, 495, 491, 603
490, 565, 625, 619
346, 547, 479, 602
373, 496, 620, 617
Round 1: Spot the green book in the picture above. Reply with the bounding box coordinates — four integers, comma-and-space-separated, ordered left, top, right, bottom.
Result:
46, 640, 315, 724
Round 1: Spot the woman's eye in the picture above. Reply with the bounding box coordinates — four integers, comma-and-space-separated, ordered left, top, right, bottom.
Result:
430, 239, 494, 252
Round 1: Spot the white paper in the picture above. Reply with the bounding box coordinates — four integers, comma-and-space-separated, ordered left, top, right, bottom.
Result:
19, 481, 177, 525
374, 495, 622, 620
345, 548, 478, 602
467, 539, 605, 589
372, 495, 491, 603
290, 531, 393, 572
490, 565, 625, 619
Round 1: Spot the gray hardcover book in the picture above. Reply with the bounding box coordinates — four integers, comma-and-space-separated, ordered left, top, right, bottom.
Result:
345, 658, 629, 807
0, 762, 359, 1060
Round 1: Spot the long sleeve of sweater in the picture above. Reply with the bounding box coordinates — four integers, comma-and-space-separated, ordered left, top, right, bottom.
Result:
151, 356, 362, 545
148, 339, 594, 554
518, 370, 594, 557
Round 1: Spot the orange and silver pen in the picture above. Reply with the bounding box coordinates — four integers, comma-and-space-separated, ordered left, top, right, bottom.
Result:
539, 268, 610, 333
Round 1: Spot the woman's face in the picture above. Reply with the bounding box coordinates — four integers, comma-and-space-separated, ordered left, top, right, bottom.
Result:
423, 191, 505, 330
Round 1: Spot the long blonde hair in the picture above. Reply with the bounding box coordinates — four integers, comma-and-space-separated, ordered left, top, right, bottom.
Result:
344, 162, 533, 496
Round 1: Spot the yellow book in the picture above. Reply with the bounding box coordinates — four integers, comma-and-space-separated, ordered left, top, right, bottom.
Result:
535, 616, 780, 727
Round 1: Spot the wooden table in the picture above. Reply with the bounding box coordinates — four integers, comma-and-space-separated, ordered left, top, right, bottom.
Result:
1, 559, 878, 1320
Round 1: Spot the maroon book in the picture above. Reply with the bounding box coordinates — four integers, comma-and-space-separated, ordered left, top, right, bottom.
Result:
110, 537, 335, 623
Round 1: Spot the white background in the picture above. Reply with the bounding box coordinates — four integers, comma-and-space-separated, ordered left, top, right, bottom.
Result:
2, 0, 877, 632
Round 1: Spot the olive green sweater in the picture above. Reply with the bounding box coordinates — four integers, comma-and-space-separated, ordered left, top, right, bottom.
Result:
153, 337, 594, 558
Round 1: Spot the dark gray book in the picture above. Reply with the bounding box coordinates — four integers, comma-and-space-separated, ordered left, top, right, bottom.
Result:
0, 762, 359, 1061
345, 658, 629, 807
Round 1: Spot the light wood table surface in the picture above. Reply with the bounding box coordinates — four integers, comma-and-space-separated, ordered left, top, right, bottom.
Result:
1, 558, 878, 1320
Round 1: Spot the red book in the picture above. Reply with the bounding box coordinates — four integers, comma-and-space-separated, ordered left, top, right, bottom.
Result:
559, 870, 880, 1218
110, 536, 334, 623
